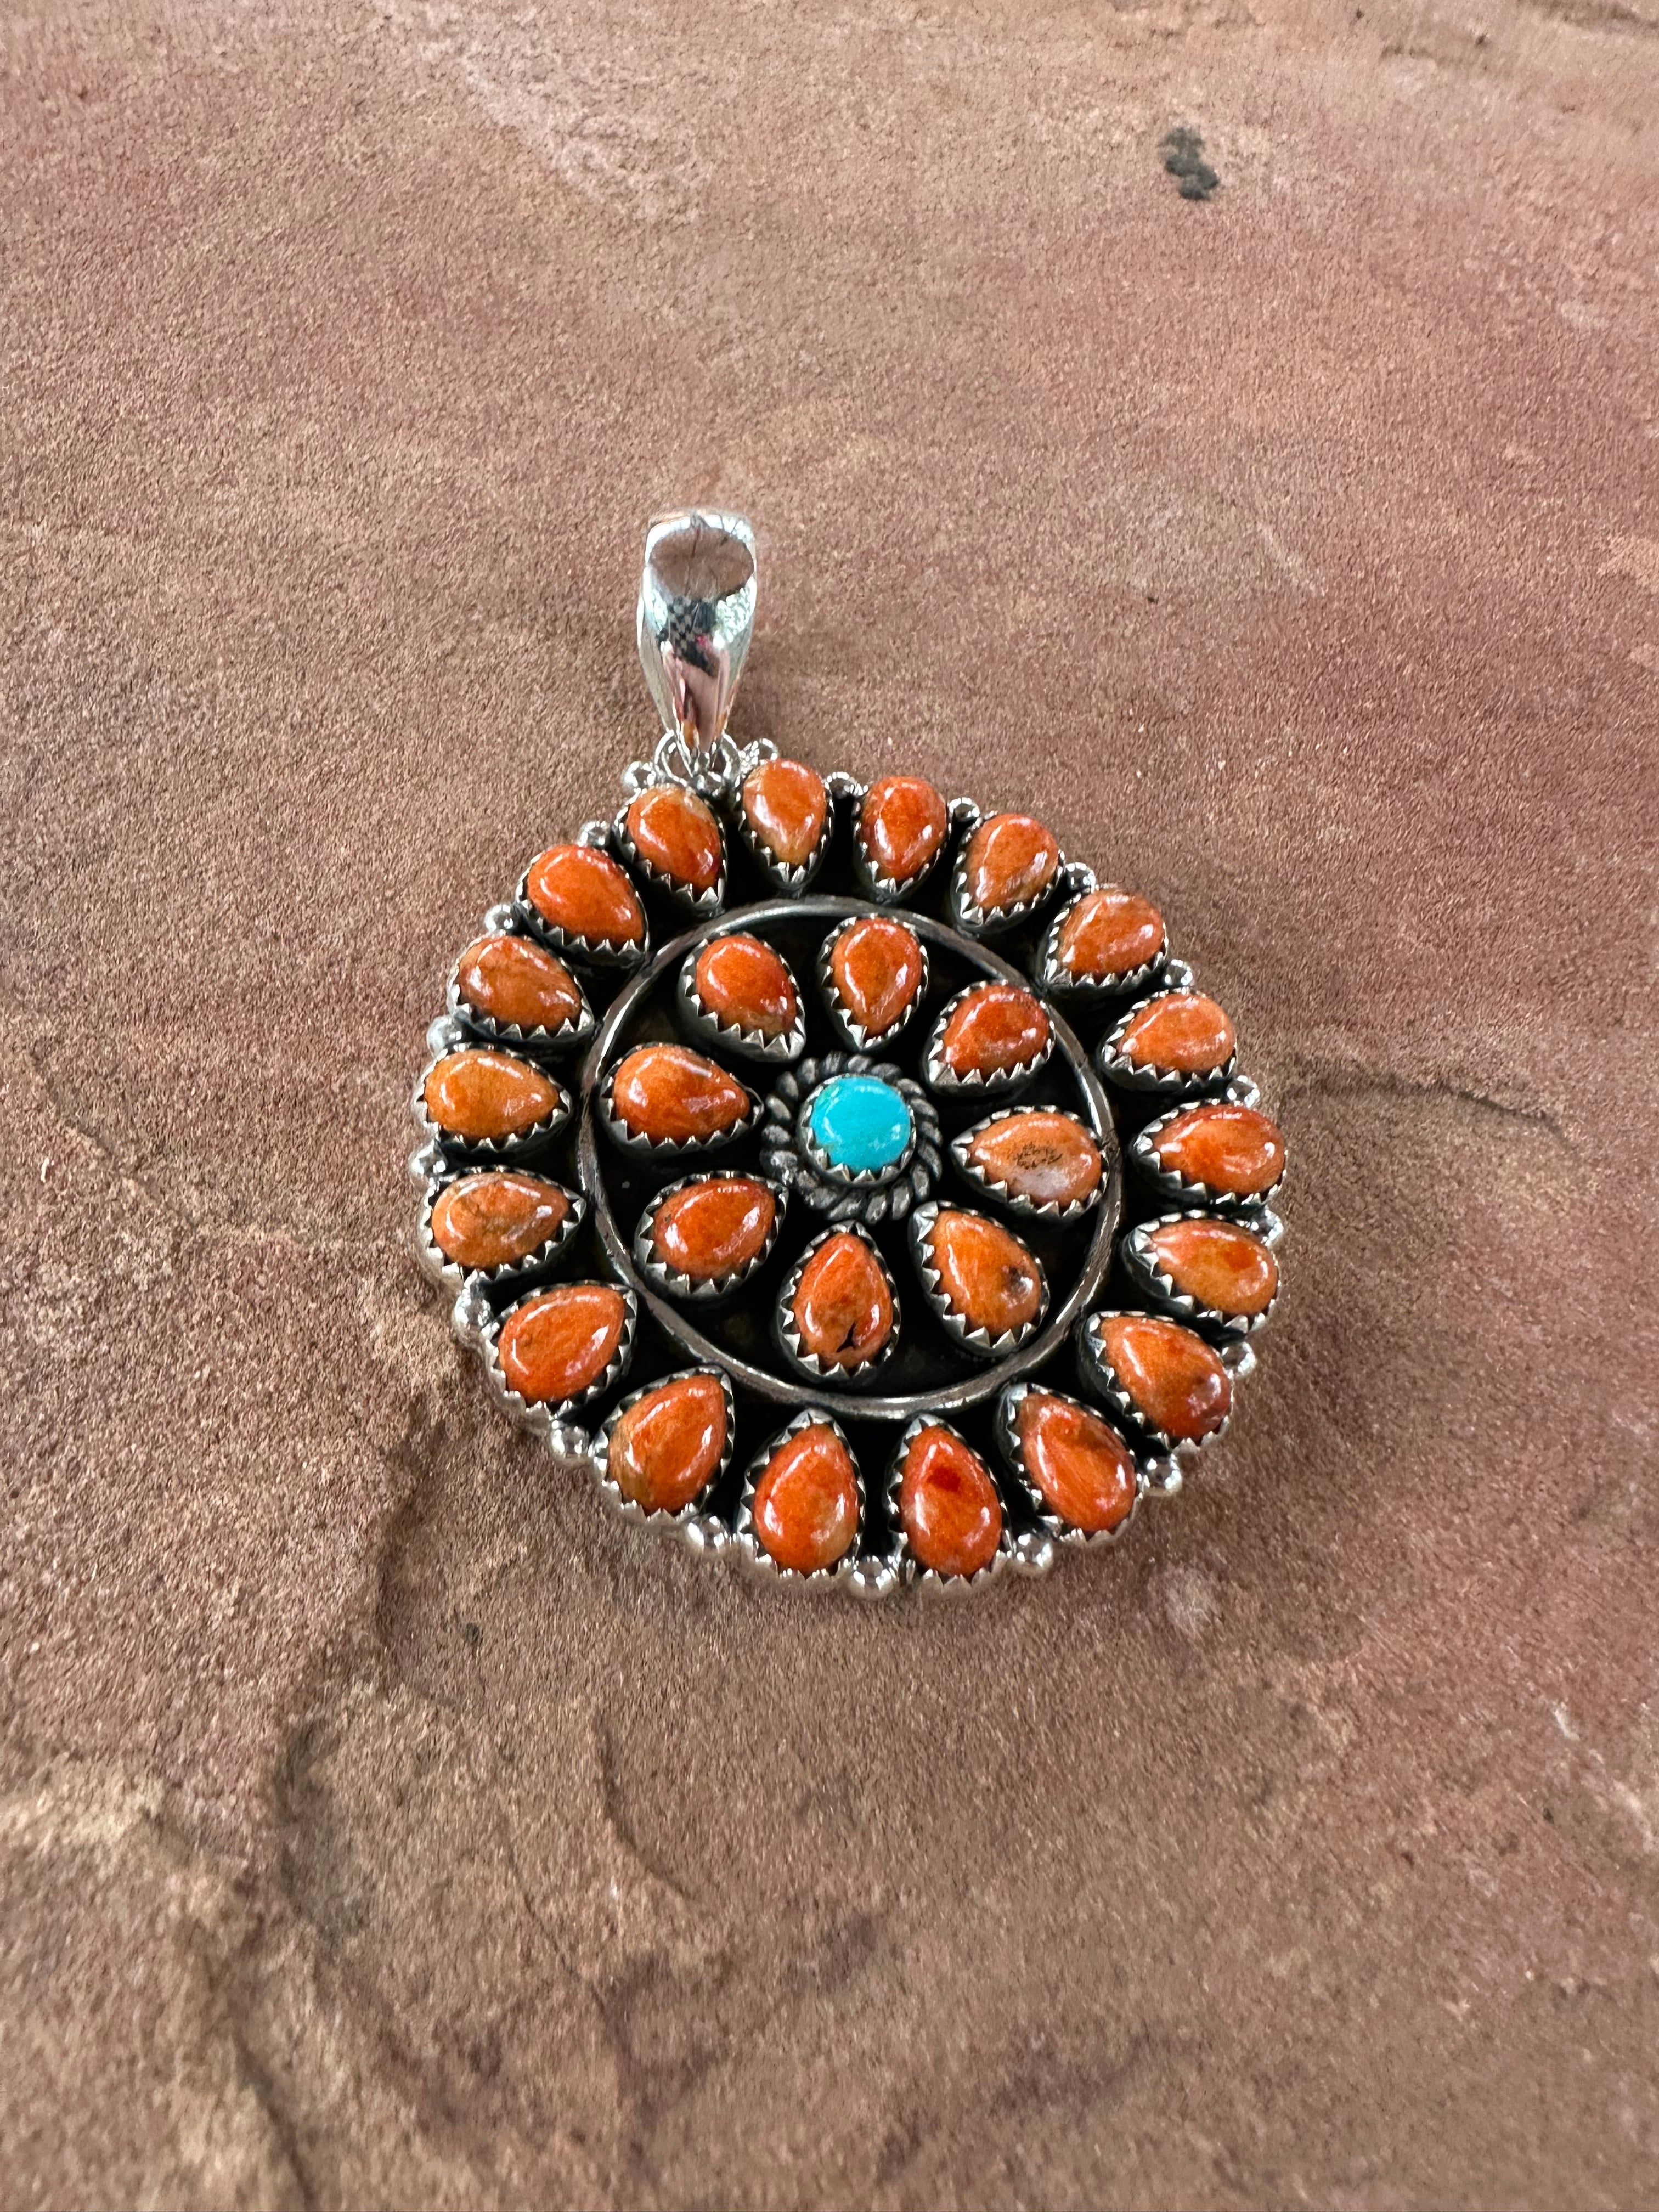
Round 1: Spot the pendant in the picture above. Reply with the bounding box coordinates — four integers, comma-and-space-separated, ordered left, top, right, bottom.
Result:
410, 511, 1287, 1596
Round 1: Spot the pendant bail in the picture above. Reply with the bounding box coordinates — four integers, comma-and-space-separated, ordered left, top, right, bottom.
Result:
636, 511, 757, 785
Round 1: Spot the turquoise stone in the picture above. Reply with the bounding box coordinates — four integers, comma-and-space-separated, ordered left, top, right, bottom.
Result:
809, 1075, 912, 1175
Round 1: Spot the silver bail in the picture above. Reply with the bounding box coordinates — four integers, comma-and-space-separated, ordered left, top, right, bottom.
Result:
636, 511, 757, 768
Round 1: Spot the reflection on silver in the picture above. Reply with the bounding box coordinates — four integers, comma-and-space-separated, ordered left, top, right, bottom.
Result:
636, 512, 757, 782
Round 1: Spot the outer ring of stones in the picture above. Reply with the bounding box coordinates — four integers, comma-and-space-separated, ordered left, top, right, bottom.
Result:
575, 895, 1122, 1427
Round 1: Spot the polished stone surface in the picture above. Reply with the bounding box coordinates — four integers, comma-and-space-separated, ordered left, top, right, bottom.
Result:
610, 1045, 751, 1146
1016, 1392, 1138, 1534
751, 1425, 860, 1573
606, 1374, 727, 1513
454, 933, 584, 1034
925, 1209, 1044, 1338
740, 758, 827, 868
692, 934, 798, 1039
1153, 1101, 1287, 1197
939, 984, 1051, 1081
827, 915, 924, 1039
898, 1425, 1002, 1578
1057, 886, 1166, 982
963, 811, 1060, 913
624, 784, 723, 892
807, 1074, 912, 1175
1144, 1215, 1279, 1319
422, 1048, 561, 1144
649, 1176, 775, 1282
524, 843, 646, 948
859, 774, 948, 884
1119, 989, 1236, 1075
1090, 1313, 1233, 1443
965, 1110, 1103, 1209
430, 1170, 571, 1272
789, 1233, 895, 1369
496, 1284, 629, 1407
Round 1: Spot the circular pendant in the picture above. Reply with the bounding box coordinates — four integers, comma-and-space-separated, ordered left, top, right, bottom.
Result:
410, 512, 1286, 1595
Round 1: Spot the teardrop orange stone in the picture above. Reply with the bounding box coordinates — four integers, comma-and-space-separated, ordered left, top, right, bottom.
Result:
1016, 1392, 1137, 1533
964, 812, 1059, 913
1119, 991, 1235, 1075
791, 1233, 895, 1369
1152, 1102, 1285, 1198
455, 934, 584, 1034
625, 785, 723, 893
1091, 1314, 1231, 1442
651, 1177, 776, 1280
424, 1049, 563, 1144
524, 844, 646, 948
611, 1046, 752, 1145
608, 1373, 728, 1513
940, 985, 1050, 1080
753, 1424, 860, 1572
741, 758, 828, 867
829, 916, 925, 1038
966, 1111, 1102, 1209
860, 775, 949, 885
899, 1425, 1002, 1577
498, 1283, 628, 1405
1144, 1216, 1278, 1318
926, 1210, 1043, 1338
431, 1171, 571, 1269
1057, 887, 1165, 982
693, 934, 798, 1039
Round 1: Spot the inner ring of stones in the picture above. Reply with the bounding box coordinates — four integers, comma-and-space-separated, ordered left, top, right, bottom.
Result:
577, 895, 1122, 1425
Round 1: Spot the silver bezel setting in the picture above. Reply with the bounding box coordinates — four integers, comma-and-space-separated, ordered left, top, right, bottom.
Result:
848, 778, 961, 906
410, 1043, 573, 1165
632, 1170, 788, 1304
772, 1222, 902, 1387
1127, 1099, 1288, 1214
591, 1365, 737, 1534
1074, 1306, 1234, 1454
732, 761, 836, 892
948, 1104, 1105, 1224
596, 1051, 762, 1160
884, 1415, 1014, 1593
514, 847, 651, 973
1031, 883, 1167, 1004
614, 789, 729, 915
675, 934, 808, 1063
815, 914, 930, 1052
1096, 987, 1238, 1098
445, 929, 599, 1058
758, 1052, 943, 1224
732, 1407, 866, 1587
1120, 1209, 1282, 1339
416, 1169, 587, 1296
909, 1198, 1051, 1361
945, 816, 1065, 941
480, 1279, 639, 1434
992, 1380, 1154, 1550
921, 981, 1056, 1101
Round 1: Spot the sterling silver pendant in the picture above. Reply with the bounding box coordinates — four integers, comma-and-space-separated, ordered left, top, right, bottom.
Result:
411, 511, 1288, 1594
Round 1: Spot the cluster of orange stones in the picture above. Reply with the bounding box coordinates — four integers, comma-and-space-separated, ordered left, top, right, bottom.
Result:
413, 759, 1286, 1595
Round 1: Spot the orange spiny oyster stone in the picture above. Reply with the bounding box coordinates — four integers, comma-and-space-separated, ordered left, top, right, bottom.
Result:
611, 1045, 752, 1145
859, 775, 949, 885
524, 844, 646, 949
926, 1209, 1043, 1338
430, 1170, 571, 1270
423, 1048, 563, 1144
1152, 1101, 1285, 1198
455, 933, 583, 1034
1090, 1313, 1231, 1442
741, 758, 828, 867
966, 1110, 1102, 1210
1145, 1216, 1278, 1318
752, 1424, 860, 1572
625, 784, 724, 893
830, 915, 925, 1039
964, 812, 1060, 913
940, 984, 1050, 1080
899, 1425, 1002, 1577
1016, 1392, 1137, 1534
1119, 991, 1235, 1076
1057, 887, 1165, 983
498, 1283, 628, 1405
608, 1373, 728, 1513
693, 934, 799, 1039
791, 1232, 895, 1369
651, 1176, 776, 1282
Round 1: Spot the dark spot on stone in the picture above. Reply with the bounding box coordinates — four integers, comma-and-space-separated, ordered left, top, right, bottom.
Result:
1161, 125, 1220, 202
460, 1618, 482, 1650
